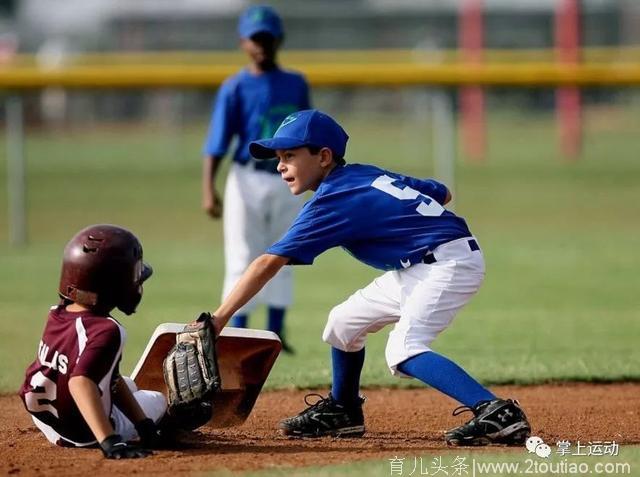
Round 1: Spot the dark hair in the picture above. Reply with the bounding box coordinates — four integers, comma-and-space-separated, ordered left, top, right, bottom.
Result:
307, 146, 346, 165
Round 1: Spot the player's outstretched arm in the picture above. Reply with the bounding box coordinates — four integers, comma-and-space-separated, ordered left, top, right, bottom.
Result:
212, 253, 289, 334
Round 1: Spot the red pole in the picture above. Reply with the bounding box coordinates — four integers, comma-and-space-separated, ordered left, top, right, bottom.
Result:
459, 0, 486, 162
555, 0, 582, 159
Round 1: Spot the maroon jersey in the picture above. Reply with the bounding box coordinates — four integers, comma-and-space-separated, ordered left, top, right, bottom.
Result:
19, 305, 126, 446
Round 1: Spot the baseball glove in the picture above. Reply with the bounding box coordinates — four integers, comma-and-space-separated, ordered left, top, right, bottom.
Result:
163, 312, 221, 430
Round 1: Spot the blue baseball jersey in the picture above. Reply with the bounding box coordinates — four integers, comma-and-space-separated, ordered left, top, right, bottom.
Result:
203, 67, 311, 163
267, 164, 473, 271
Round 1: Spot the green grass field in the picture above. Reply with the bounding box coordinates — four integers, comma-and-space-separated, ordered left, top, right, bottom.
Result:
1, 104, 639, 394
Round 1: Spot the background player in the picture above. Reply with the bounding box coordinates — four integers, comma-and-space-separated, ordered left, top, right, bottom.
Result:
207, 109, 532, 445
201, 5, 311, 353
19, 225, 167, 458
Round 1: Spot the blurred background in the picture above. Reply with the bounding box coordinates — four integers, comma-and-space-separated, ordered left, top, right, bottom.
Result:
0, 0, 638, 144
0, 0, 638, 392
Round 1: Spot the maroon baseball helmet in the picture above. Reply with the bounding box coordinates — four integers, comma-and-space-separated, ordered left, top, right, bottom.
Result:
58, 224, 153, 315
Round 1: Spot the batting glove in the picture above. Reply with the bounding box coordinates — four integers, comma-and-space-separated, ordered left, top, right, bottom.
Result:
99, 434, 152, 459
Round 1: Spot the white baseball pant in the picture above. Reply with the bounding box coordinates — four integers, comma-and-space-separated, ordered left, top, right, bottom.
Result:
322, 237, 486, 376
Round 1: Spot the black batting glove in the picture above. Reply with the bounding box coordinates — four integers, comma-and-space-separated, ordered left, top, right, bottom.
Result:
135, 418, 164, 448
99, 434, 152, 459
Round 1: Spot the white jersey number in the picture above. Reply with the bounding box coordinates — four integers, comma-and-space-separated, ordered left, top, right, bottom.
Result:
24, 371, 59, 418
372, 175, 444, 217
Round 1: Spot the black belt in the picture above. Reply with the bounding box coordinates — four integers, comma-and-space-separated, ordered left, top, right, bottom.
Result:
422, 239, 480, 265
250, 158, 280, 175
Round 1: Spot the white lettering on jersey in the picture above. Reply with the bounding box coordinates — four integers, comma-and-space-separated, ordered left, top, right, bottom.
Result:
371, 175, 445, 217
37, 340, 69, 375
57, 355, 68, 375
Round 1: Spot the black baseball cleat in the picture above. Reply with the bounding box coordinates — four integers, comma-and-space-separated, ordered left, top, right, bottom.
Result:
280, 337, 296, 355
444, 398, 531, 446
279, 393, 365, 438
275, 332, 295, 355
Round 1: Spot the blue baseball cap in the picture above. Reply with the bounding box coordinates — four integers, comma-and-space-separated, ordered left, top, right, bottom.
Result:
238, 5, 283, 39
250, 109, 349, 160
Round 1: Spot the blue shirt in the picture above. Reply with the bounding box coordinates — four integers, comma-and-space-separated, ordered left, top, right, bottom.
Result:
203, 67, 311, 163
267, 164, 473, 271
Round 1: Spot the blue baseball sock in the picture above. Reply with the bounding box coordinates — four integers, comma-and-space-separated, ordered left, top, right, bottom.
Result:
330, 347, 365, 407
229, 314, 248, 328
397, 351, 495, 407
267, 306, 285, 336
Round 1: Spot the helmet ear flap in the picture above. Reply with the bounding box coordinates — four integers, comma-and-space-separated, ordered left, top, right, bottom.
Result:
65, 287, 99, 307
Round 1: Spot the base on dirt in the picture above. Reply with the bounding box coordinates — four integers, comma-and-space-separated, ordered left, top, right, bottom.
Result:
131, 324, 281, 428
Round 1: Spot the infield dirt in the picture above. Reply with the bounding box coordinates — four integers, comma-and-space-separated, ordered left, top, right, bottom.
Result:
2, 383, 638, 476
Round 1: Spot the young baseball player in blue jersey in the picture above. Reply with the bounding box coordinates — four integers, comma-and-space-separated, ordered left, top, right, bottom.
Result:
202, 5, 311, 353
208, 109, 532, 445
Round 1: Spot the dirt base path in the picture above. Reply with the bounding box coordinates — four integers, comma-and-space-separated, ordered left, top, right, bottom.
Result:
2, 383, 639, 476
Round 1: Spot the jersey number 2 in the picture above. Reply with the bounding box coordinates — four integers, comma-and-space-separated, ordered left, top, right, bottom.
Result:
372, 175, 444, 217
24, 371, 59, 418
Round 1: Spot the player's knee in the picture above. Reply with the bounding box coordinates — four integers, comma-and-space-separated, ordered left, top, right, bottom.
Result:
322, 305, 354, 350
135, 390, 168, 423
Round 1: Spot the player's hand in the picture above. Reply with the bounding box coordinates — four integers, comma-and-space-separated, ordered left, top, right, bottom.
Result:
187, 312, 223, 337
203, 190, 223, 219
100, 434, 153, 459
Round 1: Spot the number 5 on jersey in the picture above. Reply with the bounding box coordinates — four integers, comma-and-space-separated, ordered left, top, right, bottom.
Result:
372, 175, 445, 217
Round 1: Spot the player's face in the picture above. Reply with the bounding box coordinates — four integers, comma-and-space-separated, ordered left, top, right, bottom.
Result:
241, 33, 280, 70
276, 147, 326, 195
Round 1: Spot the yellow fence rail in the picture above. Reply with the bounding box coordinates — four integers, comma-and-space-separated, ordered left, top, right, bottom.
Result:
0, 47, 639, 89
1, 63, 639, 89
